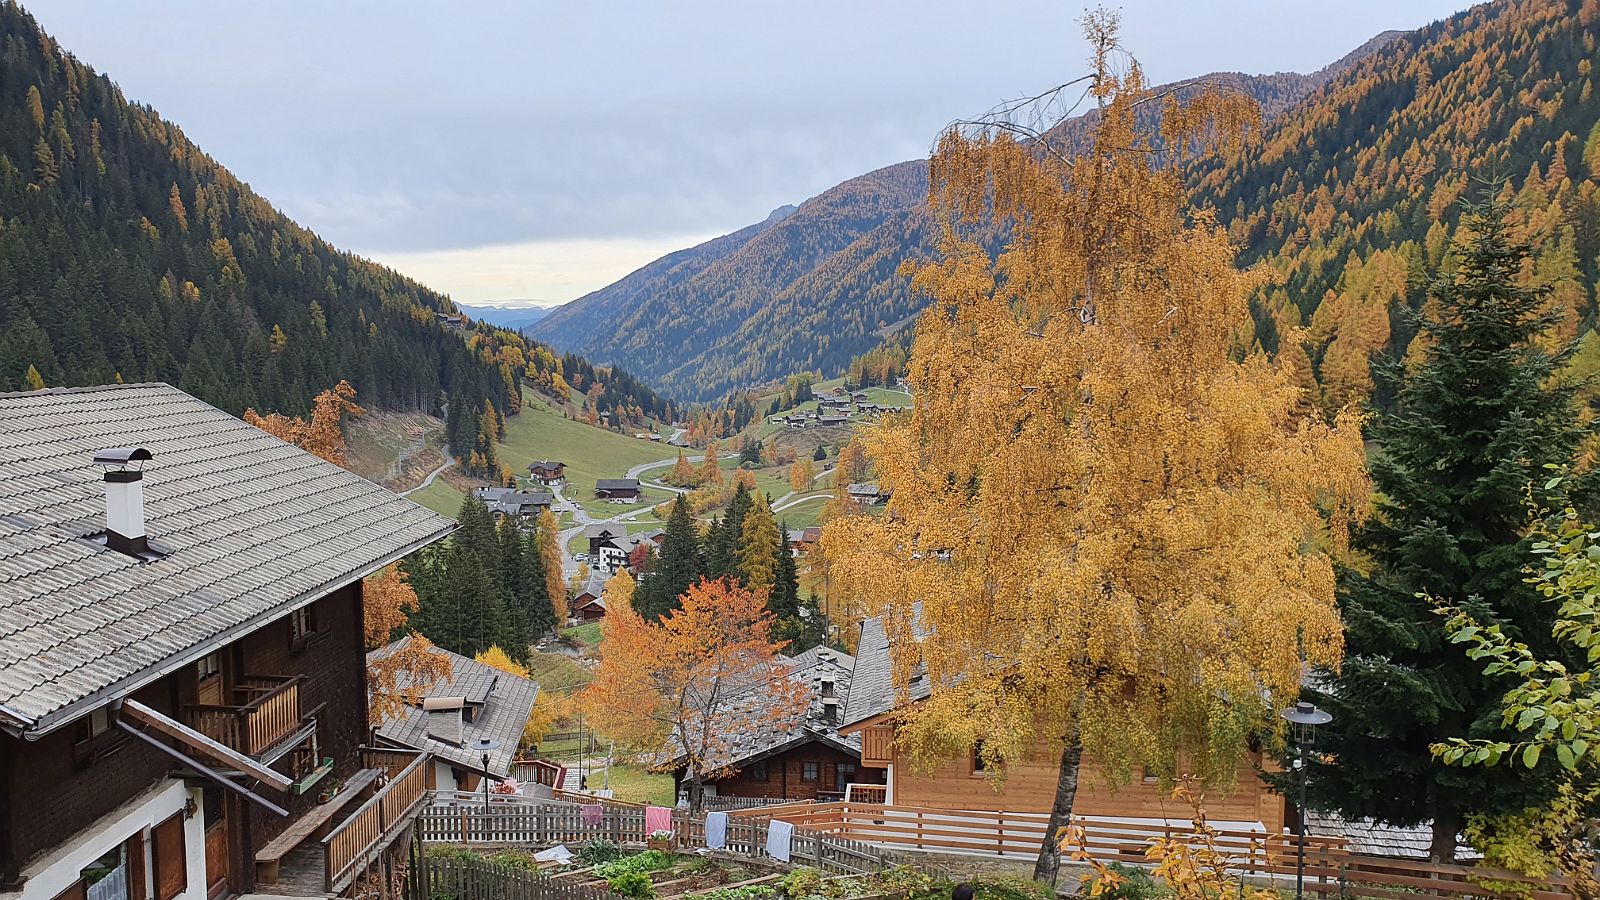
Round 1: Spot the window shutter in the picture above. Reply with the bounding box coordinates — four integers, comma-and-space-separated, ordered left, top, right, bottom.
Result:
126, 831, 149, 900
152, 813, 186, 900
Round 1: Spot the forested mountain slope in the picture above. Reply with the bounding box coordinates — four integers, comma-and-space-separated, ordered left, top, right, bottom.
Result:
1192, 0, 1600, 413
532, 31, 1405, 402
0, 1, 512, 426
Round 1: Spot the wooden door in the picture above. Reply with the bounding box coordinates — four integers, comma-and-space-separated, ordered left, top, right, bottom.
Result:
203, 789, 229, 900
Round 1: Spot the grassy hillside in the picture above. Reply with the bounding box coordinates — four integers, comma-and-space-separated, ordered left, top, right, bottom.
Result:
407, 390, 680, 518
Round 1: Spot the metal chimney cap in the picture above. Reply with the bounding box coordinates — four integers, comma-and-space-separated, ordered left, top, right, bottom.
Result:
93, 448, 153, 468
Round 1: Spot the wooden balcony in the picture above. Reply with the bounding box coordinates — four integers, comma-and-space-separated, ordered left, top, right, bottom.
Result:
860, 724, 893, 768
186, 675, 303, 757
323, 753, 429, 892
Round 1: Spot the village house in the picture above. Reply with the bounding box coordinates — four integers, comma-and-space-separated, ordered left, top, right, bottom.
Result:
846, 483, 888, 508
0, 383, 453, 900
525, 461, 566, 486
570, 571, 610, 623
470, 487, 553, 523
816, 414, 848, 427
836, 613, 1288, 833
593, 478, 641, 503
786, 527, 822, 558
433, 312, 468, 331
583, 525, 661, 575
367, 638, 540, 799
665, 647, 884, 804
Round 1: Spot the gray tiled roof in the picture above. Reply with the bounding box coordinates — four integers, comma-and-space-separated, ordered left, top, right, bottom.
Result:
1305, 812, 1477, 860
595, 479, 640, 491
369, 636, 540, 778
664, 645, 860, 771
472, 487, 553, 516
840, 610, 928, 729
0, 383, 456, 735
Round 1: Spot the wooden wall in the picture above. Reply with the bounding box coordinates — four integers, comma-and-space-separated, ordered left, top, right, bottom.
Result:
697, 742, 887, 801
890, 740, 1286, 833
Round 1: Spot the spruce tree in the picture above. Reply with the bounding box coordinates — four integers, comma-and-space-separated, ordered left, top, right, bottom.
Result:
636, 495, 703, 620
772, 523, 801, 622
518, 528, 556, 639
706, 482, 752, 581
1303, 190, 1592, 861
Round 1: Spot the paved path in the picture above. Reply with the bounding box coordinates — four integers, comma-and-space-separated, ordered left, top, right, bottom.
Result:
399, 452, 454, 499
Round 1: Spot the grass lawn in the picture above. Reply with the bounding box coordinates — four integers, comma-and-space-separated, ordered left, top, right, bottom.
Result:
602, 764, 676, 806
501, 393, 678, 503
407, 477, 464, 518
526, 651, 592, 695
562, 622, 602, 648
774, 494, 828, 529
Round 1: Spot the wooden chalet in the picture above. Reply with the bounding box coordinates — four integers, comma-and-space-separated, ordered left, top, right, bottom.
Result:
470, 486, 552, 523
0, 384, 454, 900
836, 614, 1288, 834
525, 461, 566, 486
367, 639, 540, 797
570, 572, 609, 623
583, 525, 659, 575
593, 478, 641, 503
786, 527, 822, 557
665, 648, 884, 803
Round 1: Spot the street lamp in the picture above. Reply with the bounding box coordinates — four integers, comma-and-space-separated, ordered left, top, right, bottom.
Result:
1279, 701, 1331, 900
471, 738, 501, 810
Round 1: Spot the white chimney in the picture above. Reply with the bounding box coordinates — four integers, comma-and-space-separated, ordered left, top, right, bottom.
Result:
93, 448, 152, 557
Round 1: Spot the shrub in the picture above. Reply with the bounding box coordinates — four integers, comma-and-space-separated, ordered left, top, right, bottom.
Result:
1092, 864, 1167, 900
577, 839, 623, 866
608, 872, 657, 900
698, 886, 776, 900
594, 850, 675, 880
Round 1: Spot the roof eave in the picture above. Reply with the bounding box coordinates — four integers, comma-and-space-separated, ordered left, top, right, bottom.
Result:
14, 518, 457, 741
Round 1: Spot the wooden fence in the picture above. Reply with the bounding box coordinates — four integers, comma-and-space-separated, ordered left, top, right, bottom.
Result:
731, 800, 1578, 899
412, 856, 619, 900
416, 803, 897, 875
324, 753, 430, 892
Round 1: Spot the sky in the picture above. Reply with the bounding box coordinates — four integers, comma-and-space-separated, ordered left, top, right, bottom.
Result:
28, 1, 1471, 307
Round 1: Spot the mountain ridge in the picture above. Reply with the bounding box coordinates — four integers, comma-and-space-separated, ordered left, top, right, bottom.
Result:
531, 26, 1413, 401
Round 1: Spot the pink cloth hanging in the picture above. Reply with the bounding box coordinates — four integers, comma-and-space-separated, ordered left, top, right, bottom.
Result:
581, 804, 604, 826
645, 805, 673, 834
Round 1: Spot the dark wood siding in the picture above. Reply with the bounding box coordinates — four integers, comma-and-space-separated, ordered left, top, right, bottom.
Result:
1, 580, 369, 889
703, 742, 884, 801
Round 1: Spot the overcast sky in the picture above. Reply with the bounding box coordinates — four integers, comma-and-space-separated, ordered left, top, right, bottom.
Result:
29, 1, 1469, 306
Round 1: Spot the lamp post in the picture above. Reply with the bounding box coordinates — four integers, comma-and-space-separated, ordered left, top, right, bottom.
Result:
1279, 701, 1331, 900
471, 738, 500, 810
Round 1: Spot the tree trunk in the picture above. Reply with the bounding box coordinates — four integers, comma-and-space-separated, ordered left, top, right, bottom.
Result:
1429, 811, 1461, 864
1032, 735, 1085, 886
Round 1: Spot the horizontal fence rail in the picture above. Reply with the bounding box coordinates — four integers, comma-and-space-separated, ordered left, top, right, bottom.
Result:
416, 803, 898, 876
412, 856, 621, 900
732, 800, 1578, 900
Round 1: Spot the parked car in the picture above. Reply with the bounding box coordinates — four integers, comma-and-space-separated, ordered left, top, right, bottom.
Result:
574, 552, 588, 562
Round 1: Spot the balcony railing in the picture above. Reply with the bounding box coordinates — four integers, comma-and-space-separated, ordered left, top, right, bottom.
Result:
323, 753, 429, 893
860, 724, 893, 767
186, 675, 302, 756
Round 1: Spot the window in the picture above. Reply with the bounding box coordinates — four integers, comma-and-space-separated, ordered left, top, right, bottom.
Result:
837, 763, 856, 784
73, 706, 118, 766
289, 606, 316, 649
970, 741, 987, 776
196, 653, 220, 681
802, 761, 819, 781
1141, 767, 1160, 784
79, 843, 127, 900
750, 762, 768, 780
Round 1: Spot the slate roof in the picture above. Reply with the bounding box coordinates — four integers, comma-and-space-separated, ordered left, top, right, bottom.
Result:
595, 478, 640, 492
1305, 812, 1478, 860
368, 636, 540, 778
663, 645, 860, 772
527, 460, 565, 472
840, 609, 929, 729
472, 487, 553, 516
0, 383, 455, 736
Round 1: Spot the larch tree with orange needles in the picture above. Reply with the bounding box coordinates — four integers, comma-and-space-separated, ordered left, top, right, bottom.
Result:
579, 577, 807, 809
818, 12, 1368, 884
365, 567, 451, 726
244, 379, 364, 466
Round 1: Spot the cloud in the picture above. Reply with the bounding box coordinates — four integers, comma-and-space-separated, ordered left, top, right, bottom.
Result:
367, 233, 721, 305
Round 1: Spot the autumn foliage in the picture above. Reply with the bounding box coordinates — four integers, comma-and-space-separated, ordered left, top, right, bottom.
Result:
580, 577, 807, 804
819, 12, 1368, 883
365, 566, 450, 726
244, 379, 364, 466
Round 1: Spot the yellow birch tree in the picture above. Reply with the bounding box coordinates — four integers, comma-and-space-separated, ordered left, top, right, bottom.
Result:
819, 13, 1368, 883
